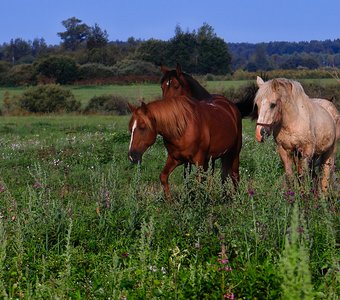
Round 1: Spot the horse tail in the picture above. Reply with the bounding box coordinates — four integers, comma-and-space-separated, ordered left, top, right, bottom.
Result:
234, 82, 258, 119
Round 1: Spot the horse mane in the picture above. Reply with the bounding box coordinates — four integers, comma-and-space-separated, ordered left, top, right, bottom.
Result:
182, 73, 212, 100
145, 96, 195, 139
255, 78, 309, 104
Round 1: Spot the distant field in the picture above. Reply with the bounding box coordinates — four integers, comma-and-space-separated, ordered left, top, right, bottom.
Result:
0, 78, 337, 107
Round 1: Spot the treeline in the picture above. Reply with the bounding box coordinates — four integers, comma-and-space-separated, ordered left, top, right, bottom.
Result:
229, 40, 340, 71
0, 17, 339, 86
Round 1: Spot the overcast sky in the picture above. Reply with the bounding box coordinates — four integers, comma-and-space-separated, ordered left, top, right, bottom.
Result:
1, 0, 339, 45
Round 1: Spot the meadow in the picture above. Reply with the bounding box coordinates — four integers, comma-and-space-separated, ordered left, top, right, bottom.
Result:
0, 78, 336, 107
0, 110, 339, 299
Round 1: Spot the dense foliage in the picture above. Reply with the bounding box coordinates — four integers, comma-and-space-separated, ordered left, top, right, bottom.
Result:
0, 17, 339, 86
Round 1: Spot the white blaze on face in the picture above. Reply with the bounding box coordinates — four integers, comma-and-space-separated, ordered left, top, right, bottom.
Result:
129, 120, 137, 152
256, 97, 269, 124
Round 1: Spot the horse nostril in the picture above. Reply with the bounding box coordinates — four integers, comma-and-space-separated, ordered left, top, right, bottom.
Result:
260, 127, 270, 140
128, 151, 142, 164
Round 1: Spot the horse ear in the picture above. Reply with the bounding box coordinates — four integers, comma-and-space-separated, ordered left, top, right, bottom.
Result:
160, 65, 169, 74
176, 63, 182, 76
256, 76, 264, 87
128, 102, 137, 112
140, 101, 148, 113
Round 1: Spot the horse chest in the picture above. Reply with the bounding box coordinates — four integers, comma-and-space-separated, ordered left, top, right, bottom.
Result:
276, 130, 313, 154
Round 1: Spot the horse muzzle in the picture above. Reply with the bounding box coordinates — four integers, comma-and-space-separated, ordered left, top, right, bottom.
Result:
255, 123, 271, 142
128, 151, 142, 164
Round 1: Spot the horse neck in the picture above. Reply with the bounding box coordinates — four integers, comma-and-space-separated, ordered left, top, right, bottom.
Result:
184, 74, 211, 100
148, 99, 190, 139
281, 94, 310, 128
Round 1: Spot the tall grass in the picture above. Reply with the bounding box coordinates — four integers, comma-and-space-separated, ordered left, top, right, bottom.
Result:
0, 115, 338, 298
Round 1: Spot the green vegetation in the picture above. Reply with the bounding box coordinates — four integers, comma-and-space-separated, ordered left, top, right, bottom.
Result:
0, 84, 162, 107
1, 78, 338, 108
0, 114, 338, 299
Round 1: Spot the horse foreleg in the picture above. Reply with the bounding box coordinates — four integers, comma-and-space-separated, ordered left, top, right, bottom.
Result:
160, 155, 181, 199
277, 146, 294, 187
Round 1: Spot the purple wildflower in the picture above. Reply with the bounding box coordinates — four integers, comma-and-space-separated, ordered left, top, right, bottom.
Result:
248, 188, 255, 197
33, 182, 42, 189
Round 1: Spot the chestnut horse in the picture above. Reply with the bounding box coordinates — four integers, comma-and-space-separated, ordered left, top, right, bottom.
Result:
255, 76, 339, 193
160, 63, 257, 118
128, 95, 242, 198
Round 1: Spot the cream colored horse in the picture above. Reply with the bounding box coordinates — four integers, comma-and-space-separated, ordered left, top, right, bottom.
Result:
255, 77, 339, 193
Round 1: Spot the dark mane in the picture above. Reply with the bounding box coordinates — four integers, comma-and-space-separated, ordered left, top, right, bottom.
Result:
161, 69, 212, 101
181, 73, 212, 100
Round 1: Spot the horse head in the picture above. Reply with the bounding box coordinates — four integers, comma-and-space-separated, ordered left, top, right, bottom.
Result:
255, 77, 286, 142
128, 102, 157, 164
160, 63, 192, 98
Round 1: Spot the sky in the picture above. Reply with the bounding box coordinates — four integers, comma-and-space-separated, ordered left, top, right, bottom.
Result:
1, 0, 340, 45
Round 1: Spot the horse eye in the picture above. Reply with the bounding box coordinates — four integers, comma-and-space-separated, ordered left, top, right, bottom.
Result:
270, 103, 276, 109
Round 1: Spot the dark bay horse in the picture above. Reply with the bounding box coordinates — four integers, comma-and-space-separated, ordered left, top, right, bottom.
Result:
160, 63, 257, 118
128, 95, 242, 198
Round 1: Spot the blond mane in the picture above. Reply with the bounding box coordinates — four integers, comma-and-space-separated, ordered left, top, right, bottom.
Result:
255, 78, 309, 104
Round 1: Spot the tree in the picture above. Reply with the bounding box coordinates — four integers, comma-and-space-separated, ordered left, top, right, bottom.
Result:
196, 23, 231, 74
168, 25, 198, 72
32, 38, 48, 57
2, 38, 31, 63
135, 39, 170, 65
58, 17, 90, 51
87, 23, 109, 50
166, 23, 232, 74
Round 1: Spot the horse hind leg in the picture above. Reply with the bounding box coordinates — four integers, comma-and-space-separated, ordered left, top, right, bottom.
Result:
221, 152, 240, 189
320, 147, 336, 194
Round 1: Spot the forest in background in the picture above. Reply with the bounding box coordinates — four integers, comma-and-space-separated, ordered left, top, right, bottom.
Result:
0, 17, 339, 86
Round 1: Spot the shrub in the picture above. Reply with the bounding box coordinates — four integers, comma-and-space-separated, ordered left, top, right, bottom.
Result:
78, 63, 117, 80
84, 94, 129, 115
1, 64, 36, 86
19, 84, 81, 113
115, 59, 159, 76
302, 82, 340, 109
35, 55, 78, 84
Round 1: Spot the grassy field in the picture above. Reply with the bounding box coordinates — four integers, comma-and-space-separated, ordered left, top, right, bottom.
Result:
1, 78, 336, 108
0, 113, 338, 299
0, 81, 247, 107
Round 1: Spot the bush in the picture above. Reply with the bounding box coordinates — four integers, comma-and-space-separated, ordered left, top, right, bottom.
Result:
35, 55, 78, 84
1, 64, 36, 86
115, 59, 159, 76
302, 82, 340, 110
19, 84, 81, 113
78, 63, 117, 80
84, 94, 129, 115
